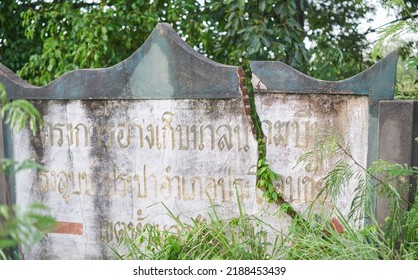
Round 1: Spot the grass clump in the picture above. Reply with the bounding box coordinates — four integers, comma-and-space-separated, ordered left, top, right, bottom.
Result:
112, 203, 280, 260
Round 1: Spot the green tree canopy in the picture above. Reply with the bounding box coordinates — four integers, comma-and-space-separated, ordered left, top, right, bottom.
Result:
1, 0, 376, 85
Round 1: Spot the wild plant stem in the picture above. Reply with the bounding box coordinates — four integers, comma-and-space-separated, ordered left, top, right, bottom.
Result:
336, 141, 412, 207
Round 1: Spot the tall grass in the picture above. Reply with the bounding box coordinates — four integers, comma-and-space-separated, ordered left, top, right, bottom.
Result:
112, 199, 281, 260
283, 132, 418, 260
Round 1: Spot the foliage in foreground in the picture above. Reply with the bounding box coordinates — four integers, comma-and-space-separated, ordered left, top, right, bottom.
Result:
112, 187, 417, 260
0, 203, 56, 260
112, 199, 281, 260
0, 84, 56, 259
283, 132, 418, 260
113, 217, 275, 260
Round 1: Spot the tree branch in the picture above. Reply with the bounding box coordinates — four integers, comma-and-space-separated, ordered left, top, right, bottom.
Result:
336, 140, 413, 207
365, 13, 418, 35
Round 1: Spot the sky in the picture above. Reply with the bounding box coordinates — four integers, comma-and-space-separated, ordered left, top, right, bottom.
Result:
360, 2, 397, 43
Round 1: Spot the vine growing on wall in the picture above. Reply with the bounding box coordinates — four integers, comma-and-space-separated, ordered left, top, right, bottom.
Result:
240, 61, 300, 220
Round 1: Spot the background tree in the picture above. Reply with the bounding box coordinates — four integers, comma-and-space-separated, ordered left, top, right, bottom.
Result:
371, 0, 418, 99
201, 0, 309, 69
0, 0, 43, 72
16, 0, 205, 85
306, 1, 374, 80
374, 0, 418, 58
1, 0, 375, 85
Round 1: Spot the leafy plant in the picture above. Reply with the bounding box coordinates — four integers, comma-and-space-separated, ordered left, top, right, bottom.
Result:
0, 84, 44, 178
0, 203, 56, 260
372, 0, 418, 100
257, 157, 279, 202
0, 84, 43, 135
0, 83, 55, 259
394, 61, 418, 99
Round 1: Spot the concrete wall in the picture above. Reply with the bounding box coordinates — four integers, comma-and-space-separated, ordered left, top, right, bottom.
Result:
0, 23, 402, 259
377, 101, 418, 225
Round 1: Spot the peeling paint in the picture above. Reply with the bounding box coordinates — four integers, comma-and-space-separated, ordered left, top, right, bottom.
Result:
251, 74, 267, 91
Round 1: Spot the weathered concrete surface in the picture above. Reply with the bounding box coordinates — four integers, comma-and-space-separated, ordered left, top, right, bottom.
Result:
252, 52, 398, 221
377, 101, 418, 225
13, 99, 263, 259
255, 93, 369, 216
